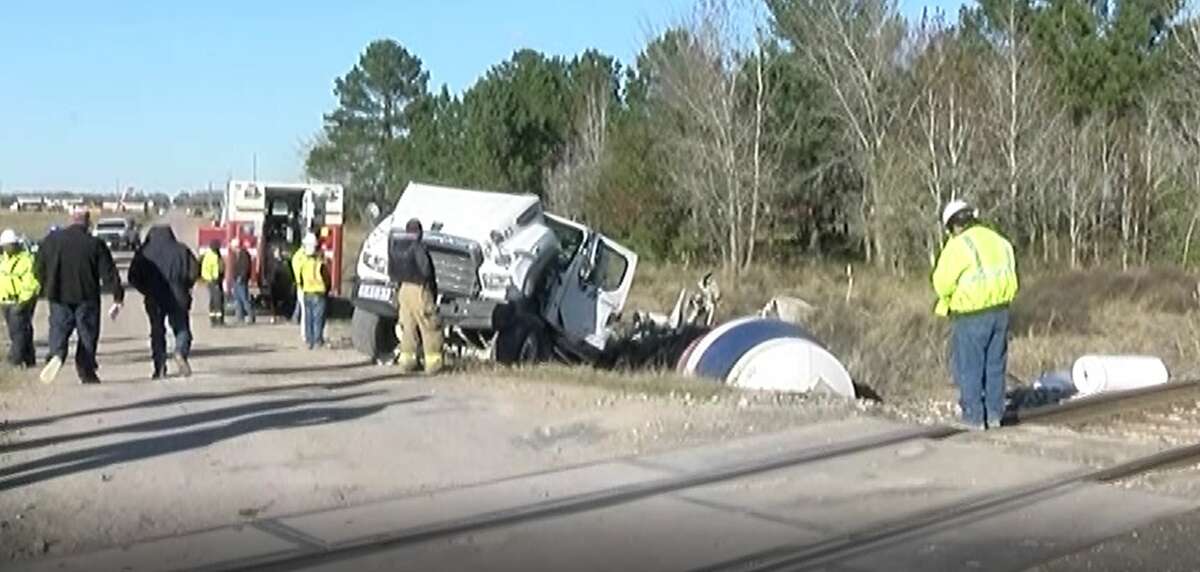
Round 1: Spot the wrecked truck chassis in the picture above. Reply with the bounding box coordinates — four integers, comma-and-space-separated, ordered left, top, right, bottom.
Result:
352, 278, 575, 364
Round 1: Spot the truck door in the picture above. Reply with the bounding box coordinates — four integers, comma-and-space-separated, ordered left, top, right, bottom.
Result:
544, 215, 638, 353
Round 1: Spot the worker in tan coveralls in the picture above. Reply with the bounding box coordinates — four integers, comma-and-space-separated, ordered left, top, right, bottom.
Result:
391, 219, 443, 374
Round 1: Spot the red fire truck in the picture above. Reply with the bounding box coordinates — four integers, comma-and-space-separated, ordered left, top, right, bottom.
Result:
197, 180, 345, 297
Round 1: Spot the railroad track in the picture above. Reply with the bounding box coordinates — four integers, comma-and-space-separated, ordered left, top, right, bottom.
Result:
1010, 379, 1200, 427
198, 382, 1200, 572
697, 438, 1200, 572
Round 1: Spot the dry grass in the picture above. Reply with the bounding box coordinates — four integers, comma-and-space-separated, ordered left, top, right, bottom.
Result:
0, 212, 65, 240
627, 263, 1200, 404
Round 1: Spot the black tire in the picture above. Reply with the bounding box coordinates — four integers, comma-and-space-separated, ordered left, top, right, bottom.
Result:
352, 307, 398, 359
495, 316, 547, 366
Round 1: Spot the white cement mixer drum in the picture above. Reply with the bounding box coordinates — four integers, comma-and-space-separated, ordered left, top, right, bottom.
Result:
726, 337, 856, 398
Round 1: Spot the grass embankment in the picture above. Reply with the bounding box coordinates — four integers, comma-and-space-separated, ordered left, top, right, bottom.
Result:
628, 263, 1200, 404
335, 217, 1200, 404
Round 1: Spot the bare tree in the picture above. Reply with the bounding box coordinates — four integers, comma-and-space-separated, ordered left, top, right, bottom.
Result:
545, 55, 617, 220
770, 0, 908, 267
906, 14, 983, 266
648, 0, 781, 273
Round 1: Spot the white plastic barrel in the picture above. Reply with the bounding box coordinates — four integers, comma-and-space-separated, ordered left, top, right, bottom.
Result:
1071, 355, 1170, 396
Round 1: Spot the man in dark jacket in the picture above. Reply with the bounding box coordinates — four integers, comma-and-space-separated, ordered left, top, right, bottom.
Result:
231, 238, 255, 324
389, 218, 443, 374
129, 225, 200, 379
35, 209, 125, 384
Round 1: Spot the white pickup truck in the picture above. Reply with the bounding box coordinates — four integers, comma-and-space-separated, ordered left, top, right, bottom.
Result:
351, 182, 638, 364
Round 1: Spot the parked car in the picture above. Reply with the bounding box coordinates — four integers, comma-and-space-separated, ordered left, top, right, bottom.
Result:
93, 217, 141, 251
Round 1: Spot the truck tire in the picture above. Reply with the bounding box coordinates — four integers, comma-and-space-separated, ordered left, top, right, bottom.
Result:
352, 307, 398, 360
495, 315, 547, 366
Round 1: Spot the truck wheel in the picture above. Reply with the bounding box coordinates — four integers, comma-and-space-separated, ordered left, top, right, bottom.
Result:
352, 307, 398, 359
495, 317, 547, 366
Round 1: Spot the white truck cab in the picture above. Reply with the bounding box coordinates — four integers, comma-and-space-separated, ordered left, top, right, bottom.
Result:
351, 182, 638, 364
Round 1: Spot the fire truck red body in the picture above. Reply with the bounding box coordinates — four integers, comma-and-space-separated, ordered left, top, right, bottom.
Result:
197, 180, 345, 297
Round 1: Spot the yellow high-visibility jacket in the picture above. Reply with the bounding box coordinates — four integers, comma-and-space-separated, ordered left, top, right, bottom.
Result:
0, 250, 39, 305
291, 250, 306, 286
294, 252, 327, 294
932, 225, 1018, 317
200, 250, 223, 283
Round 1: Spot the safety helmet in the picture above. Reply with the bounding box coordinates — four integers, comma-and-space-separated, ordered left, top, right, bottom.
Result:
302, 233, 318, 247
0, 229, 18, 246
941, 199, 977, 227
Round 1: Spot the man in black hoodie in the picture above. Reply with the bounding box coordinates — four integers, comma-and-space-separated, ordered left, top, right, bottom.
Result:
129, 225, 200, 379
35, 209, 125, 384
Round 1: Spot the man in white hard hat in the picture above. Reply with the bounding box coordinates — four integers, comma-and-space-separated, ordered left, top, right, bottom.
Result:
0, 229, 40, 367
932, 199, 1019, 430
292, 233, 329, 349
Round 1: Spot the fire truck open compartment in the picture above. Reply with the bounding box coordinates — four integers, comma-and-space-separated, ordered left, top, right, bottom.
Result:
262, 189, 305, 250
197, 180, 345, 297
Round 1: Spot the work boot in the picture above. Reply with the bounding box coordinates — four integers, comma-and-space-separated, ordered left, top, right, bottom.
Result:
152, 364, 166, 380
424, 353, 444, 375
396, 352, 419, 373
39, 355, 63, 384
173, 355, 192, 378
79, 372, 101, 385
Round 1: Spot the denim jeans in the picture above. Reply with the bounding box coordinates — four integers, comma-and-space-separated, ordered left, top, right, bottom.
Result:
48, 301, 101, 377
951, 308, 1010, 428
303, 294, 326, 348
145, 299, 192, 369
233, 279, 255, 323
3, 301, 36, 367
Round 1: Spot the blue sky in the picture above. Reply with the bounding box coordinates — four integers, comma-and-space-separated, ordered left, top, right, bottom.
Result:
0, 0, 966, 194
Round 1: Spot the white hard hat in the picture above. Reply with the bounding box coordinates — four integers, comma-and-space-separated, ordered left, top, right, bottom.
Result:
230, 238, 240, 249
0, 229, 17, 246
302, 233, 318, 247
941, 199, 977, 226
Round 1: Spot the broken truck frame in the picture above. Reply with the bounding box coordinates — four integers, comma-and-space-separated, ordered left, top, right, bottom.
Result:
350, 182, 639, 366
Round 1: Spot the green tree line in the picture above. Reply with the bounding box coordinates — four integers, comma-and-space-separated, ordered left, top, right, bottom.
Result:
307, 0, 1200, 274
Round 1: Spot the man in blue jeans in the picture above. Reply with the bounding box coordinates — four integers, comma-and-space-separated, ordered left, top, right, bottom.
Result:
230, 238, 255, 324
293, 233, 328, 349
35, 209, 125, 384
932, 200, 1019, 430
128, 225, 200, 379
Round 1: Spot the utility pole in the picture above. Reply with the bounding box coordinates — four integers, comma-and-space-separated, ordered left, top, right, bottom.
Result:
252, 153, 258, 181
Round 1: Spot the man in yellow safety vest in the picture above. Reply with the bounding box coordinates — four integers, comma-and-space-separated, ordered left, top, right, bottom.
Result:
0, 229, 40, 367
293, 233, 329, 349
932, 200, 1019, 431
200, 240, 225, 326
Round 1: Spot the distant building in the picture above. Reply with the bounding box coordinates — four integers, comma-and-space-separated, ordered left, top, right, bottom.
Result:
102, 200, 150, 214
14, 197, 46, 212
46, 198, 84, 212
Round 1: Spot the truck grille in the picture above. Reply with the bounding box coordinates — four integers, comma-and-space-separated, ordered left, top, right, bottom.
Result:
425, 234, 481, 298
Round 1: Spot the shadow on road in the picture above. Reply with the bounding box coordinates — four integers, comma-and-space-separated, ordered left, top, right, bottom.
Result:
0, 391, 422, 454
4, 371, 412, 430
100, 345, 278, 360
0, 397, 424, 492
242, 360, 376, 376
